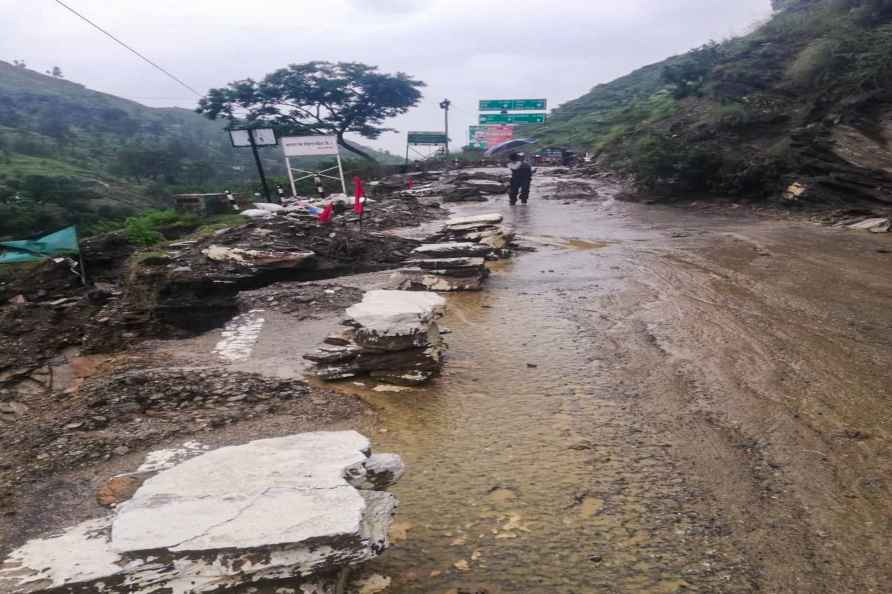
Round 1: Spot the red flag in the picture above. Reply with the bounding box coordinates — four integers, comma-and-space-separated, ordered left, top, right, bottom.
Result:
353, 176, 365, 216
407, 177, 414, 190
318, 202, 334, 224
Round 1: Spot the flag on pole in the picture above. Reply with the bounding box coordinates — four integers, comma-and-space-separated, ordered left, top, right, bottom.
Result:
0, 226, 80, 264
353, 176, 365, 216
318, 202, 334, 224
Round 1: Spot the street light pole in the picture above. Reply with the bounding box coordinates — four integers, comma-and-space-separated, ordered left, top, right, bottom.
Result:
439, 99, 451, 160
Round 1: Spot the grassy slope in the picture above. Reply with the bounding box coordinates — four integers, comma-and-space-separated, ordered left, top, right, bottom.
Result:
532, 1, 892, 204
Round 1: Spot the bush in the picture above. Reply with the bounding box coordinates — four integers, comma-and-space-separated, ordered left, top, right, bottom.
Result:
123, 209, 200, 246
625, 134, 723, 192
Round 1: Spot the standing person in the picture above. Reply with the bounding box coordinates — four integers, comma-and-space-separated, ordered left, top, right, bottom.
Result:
507, 152, 533, 205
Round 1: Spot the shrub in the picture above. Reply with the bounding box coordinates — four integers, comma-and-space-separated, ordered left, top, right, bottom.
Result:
123, 209, 200, 246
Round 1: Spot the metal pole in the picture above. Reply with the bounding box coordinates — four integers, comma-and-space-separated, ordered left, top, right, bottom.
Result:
285, 156, 297, 198
249, 130, 272, 202
75, 227, 87, 286
439, 98, 451, 163
444, 105, 449, 157
405, 140, 410, 168
335, 151, 348, 196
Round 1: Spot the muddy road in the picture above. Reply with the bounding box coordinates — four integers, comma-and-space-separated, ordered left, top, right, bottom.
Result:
173, 171, 892, 594
332, 175, 891, 594
8, 170, 889, 594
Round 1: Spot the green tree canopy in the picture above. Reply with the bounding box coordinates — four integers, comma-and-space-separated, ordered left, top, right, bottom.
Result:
196, 61, 425, 161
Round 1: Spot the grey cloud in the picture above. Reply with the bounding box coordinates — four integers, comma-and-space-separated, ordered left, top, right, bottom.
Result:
1, 0, 773, 154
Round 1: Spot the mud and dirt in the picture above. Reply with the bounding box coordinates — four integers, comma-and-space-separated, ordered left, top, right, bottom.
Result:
1, 168, 890, 594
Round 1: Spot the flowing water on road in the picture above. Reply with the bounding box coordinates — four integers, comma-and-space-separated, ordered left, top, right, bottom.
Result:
344, 183, 747, 593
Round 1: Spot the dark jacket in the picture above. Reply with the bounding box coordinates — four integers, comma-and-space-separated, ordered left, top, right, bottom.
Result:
510, 162, 533, 184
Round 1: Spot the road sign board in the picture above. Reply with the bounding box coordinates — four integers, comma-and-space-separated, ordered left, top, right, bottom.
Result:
408, 131, 448, 145
479, 113, 546, 125
229, 128, 277, 147
469, 125, 514, 149
280, 135, 339, 157
479, 99, 547, 111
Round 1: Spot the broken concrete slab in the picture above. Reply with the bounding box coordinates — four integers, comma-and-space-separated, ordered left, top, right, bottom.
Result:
411, 242, 491, 259
345, 290, 446, 332
0, 431, 403, 594
391, 268, 485, 292
446, 213, 504, 227
308, 291, 446, 385
848, 217, 890, 233
405, 257, 487, 270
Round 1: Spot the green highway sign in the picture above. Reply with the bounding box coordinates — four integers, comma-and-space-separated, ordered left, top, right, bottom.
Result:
479, 113, 546, 125
408, 131, 448, 145
479, 99, 547, 111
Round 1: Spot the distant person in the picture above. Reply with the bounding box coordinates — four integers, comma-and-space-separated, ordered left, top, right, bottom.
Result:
275, 184, 286, 201
507, 152, 533, 205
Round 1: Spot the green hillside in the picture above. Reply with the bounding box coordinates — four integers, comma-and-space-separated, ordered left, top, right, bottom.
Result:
534, 0, 892, 205
0, 62, 401, 239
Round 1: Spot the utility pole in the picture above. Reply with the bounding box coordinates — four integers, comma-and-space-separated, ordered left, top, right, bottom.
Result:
439, 98, 451, 159
248, 129, 273, 203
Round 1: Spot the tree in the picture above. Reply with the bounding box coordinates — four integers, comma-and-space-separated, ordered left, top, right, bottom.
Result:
197, 61, 425, 162
46, 66, 64, 78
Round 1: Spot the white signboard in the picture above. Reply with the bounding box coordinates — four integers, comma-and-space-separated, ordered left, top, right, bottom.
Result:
229, 128, 277, 147
281, 135, 339, 157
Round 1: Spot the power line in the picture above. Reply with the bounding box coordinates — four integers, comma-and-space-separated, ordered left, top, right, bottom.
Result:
52, 0, 203, 97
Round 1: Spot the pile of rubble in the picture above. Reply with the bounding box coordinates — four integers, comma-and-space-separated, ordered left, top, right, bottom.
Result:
394, 170, 508, 203
0, 431, 404, 594
391, 214, 515, 291
434, 213, 515, 251
305, 290, 446, 386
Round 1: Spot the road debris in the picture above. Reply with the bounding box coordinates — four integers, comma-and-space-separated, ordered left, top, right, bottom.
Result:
305, 290, 446, 385
0, 431, 402, 594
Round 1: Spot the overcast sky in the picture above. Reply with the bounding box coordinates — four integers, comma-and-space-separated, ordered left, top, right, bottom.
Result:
3, 0, 772, 155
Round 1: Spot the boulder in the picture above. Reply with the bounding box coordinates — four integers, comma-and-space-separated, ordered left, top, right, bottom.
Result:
0, 432, 403, 594
96, 473, 147, 507
253, 202, 285, 212
202, 245, 316, 269
240, 208, 275, 219
349, 454, 406, 490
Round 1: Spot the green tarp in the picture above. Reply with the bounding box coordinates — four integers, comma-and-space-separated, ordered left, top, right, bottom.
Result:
0, 226, 80, 264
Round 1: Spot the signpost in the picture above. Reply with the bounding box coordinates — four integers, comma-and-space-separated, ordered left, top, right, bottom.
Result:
280, 135, 347, 197
406, 131, 450, 164
407, 132, 449, 145
229, 128, 277, 202
479, 113, 547, 125
479, 99, 547, 111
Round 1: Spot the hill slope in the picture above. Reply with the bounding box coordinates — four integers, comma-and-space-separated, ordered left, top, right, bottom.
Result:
0, 62, 401, 238
534, 0, 892, 206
